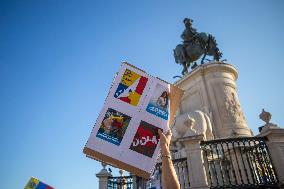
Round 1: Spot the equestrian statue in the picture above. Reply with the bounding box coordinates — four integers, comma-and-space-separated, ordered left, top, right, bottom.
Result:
174, 18, 223, 75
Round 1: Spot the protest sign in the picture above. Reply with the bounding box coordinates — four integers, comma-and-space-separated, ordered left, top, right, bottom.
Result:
83, 62, 183, 178
24, 177, 54, 189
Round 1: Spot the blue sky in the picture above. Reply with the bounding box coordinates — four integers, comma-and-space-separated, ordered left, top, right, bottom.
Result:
1, 0, 284, 188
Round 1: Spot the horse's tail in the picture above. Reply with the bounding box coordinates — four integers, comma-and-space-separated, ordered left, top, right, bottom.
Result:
208, 34, 217, 46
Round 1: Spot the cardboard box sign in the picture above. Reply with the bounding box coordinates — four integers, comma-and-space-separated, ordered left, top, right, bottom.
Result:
83, 62, 183, 179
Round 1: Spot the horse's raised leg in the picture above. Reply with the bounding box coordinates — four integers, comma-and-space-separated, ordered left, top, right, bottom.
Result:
215, 50, 222, 61
182, 62, 189, 75
201, 51, 207, 64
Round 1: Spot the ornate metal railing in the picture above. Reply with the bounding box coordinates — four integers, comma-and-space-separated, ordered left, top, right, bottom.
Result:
200, 137, 279, 189
108, 157, 189, 189
155, 157, 190, 189
108, 175, 133, 189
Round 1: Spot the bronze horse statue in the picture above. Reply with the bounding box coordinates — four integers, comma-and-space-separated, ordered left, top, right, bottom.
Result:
174, 18, 223, 75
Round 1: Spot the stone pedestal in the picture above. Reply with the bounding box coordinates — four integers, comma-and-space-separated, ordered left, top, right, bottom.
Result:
175, 62, 252, 138
257, 127, 284, 184
96, 163, 112, 189
179, 134, 209, 189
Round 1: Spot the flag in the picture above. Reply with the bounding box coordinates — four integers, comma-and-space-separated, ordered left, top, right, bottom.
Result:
24, 177, 54, 189
114, 69, 148, 106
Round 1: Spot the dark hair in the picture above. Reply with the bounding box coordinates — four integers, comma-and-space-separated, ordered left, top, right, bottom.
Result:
160, 91, 168, 107
160, 91, 168, 98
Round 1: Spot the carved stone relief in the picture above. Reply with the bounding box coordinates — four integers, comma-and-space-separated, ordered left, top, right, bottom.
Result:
219, 85, 246, 125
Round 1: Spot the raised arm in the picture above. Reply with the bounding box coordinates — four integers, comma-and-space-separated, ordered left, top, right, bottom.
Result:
158, 129, 180, 189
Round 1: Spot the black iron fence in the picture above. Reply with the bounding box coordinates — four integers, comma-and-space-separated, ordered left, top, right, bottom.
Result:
200, 137, 279, 189
108, 176, 133, 189
151, 157, 189, 189
107, 157, 189, 189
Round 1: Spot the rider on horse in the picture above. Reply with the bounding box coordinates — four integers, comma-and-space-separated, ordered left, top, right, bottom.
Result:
181, 18, 198, 43
174, 18, 223, 75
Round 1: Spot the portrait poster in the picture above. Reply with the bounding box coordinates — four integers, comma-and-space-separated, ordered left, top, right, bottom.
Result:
96, 108, 131, 146
83, 62, 183, 179
146, 83, 169, 120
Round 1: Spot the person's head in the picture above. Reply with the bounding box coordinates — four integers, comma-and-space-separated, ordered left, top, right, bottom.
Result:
184, 116, 195, 128
103, 116, 113, 127
183, 18, 193, 27
161, 91, 168, 98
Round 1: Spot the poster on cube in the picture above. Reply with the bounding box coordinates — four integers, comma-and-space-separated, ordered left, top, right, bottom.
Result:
83, 62, 183, 178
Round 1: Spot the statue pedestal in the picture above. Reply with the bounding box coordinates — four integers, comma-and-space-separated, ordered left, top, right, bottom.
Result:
258, 127, 284, 184
179, 134, 209, 189
175, 62, 252, 138
96, 163, 112, 189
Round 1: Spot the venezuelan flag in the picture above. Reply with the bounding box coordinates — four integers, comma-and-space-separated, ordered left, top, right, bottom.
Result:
114, 69, 148, 106
24, 177, 54, 189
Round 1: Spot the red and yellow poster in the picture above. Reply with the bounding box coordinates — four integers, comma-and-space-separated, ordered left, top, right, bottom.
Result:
114, 69, 148, 106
